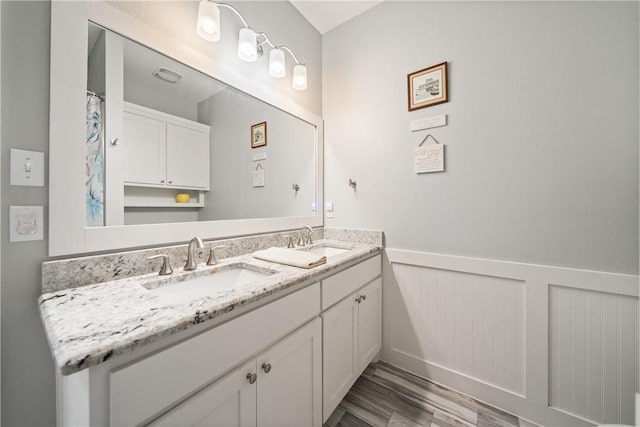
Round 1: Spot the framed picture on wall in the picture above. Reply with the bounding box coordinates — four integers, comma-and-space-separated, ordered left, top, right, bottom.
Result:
251, 122, 267, 148
407, 62, 448, 111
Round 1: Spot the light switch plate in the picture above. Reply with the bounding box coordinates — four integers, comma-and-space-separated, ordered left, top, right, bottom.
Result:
9, 206, 44, 242
11, 149, 45, 186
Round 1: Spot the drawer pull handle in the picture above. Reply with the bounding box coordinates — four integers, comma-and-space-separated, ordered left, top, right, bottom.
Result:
246, 373, 257, 384
262, 363, 272, 373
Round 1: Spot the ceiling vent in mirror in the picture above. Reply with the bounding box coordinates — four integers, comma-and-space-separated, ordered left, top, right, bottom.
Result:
152, 67, 183, 84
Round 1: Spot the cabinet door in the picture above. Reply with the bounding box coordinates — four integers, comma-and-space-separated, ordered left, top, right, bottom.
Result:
148, 361, 257, 427
166, 124, 209, 189
257, 318, 322, 427
321, 296, 358, 422
357, 278, 382, 374
123, 112, 167, 186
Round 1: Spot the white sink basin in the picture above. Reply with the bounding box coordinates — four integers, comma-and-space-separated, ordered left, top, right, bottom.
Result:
297, 245, 350, 258
147, 265, 273, 304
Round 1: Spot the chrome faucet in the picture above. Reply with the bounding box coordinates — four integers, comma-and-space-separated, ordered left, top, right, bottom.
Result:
184, 237, 204, 271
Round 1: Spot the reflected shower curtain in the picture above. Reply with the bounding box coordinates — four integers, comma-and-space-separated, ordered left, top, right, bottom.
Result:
86, 94, 105, 226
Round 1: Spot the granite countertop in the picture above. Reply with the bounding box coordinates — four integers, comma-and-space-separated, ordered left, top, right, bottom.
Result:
39, 239, 382, 376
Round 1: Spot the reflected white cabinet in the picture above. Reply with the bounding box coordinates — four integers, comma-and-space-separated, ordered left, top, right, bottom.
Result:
322, 275, 382, 422
123, 102, 210, 190
150, 318, 322, 427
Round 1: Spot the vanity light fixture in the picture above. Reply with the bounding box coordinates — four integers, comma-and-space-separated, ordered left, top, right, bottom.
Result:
196, 0, 308, 90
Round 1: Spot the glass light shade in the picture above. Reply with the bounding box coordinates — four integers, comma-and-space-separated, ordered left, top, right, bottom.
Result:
292, 64, 307, 90
238, 28, 258, 62
196, 0, 220, 42
269, 48, 286, 78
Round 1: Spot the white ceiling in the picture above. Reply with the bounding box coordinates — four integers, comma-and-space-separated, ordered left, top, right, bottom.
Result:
290, 1, 383, 34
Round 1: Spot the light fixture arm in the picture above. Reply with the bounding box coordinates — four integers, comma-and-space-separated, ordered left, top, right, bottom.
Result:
256, 33, 275, 49
206, 4, 302, 65
254, 33, 301, 65
278, 46, 302, 65
209, 1, 250, 28
198, 0, 308, 89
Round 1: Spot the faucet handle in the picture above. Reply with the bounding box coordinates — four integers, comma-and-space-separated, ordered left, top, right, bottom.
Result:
304, 226, 314, 245
297, 232, 306, 247
207, 245, 226, 266
147, 254, 173, 276
283, 235, 295, 248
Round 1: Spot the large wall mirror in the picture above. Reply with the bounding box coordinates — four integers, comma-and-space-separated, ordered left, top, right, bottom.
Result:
49, 2, 323, 256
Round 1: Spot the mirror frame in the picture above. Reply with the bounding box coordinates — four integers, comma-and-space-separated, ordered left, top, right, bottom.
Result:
49, 1, 323, 256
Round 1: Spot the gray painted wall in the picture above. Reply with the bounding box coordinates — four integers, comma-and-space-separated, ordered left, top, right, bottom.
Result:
0, 1, 321, 425
1, 2, 55, 425
323, 1, 639, 274
198, 88, 315, 221
124, 80, 199, 122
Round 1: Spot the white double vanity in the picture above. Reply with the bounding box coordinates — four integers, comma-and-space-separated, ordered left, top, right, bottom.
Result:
40, 230, 383, 426
41, 2, 382, 425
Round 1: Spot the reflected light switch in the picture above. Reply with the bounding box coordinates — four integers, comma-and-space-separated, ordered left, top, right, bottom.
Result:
10, 206, 44, 242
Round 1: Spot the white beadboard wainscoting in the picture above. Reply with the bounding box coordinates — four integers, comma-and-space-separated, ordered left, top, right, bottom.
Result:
382, 249, 639, 426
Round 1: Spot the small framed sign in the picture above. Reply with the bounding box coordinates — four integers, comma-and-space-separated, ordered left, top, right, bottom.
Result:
407, 62, 448, 111
251, 121, 267, 148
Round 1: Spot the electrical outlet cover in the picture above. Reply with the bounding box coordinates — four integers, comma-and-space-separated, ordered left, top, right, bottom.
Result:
9, 206, 44, 242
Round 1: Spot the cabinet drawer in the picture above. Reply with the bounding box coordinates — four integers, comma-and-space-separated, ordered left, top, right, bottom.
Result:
110, 283, 320, 426
321, 255, 381, 309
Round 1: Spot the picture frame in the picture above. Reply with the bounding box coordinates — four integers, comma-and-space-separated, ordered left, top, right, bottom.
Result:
251, 121, 267, 148
407, 62, 448, 111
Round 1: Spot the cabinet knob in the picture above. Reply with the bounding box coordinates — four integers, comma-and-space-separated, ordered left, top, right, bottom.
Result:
262, 363, 272, 373
168, 180, 173, 184
361, 294, 367, 301
109, 137, 120, 146
246, 373, 257, 384
160, 180, 165, 184
355, 296, 362, 303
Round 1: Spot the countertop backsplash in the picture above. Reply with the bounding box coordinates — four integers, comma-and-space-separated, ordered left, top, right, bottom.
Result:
41, 227, 383, 293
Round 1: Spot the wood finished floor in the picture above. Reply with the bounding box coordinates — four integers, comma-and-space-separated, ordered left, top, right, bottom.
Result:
324, 362, 539, 427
